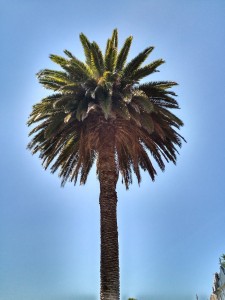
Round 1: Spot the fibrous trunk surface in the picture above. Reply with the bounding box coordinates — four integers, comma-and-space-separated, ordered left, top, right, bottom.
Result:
98, 122, 120, 300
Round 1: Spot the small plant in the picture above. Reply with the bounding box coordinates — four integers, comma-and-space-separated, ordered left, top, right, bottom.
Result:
220, 254, 225, 268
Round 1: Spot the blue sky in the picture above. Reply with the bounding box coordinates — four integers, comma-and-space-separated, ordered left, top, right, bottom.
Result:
1, 0, 225, 299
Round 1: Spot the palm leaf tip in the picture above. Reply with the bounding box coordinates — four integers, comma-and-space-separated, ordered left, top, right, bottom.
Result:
79, 33, 92, 66
111, 28, 118, 48
144, 46, 154, 56
63, 49, 75, 59
49, 54, 68, 66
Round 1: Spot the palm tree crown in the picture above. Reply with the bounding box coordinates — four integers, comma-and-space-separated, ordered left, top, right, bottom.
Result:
27, 29, 185, 188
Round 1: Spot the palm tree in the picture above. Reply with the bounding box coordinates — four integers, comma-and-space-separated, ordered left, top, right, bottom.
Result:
27, 29, 185, 300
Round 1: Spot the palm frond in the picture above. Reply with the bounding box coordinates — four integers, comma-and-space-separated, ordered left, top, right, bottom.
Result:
44, 114, 65, 139
138, 145, 156, 181
116, 142, 133, 189
147, 81, 178, 90
37, 69, 75, 91
49, 54, 69, 67
105, 39, 117, 72
122, 46, 154, 78
130, 59, 165, 81
70, 57, 93, 80
90, 42, 104, 77
94, 85, 112, 119
139, 83, 179, 108
76, 97, 89, 121
113, 99, 130, 120
115, 36, 133, 72
111, 28, 118, 48
132, 94, 154, 113
158, 107, 184, 127
140, 113, 155, 134
79, 33, 92, 66
80, 150, 96, 184
63, 49, 76, 59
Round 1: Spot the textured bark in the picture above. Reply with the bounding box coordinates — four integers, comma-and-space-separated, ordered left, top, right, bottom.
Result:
98, 122, 120, 300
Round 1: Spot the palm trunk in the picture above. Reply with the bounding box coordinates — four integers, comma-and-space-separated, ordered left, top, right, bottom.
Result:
98, 123, 120, 300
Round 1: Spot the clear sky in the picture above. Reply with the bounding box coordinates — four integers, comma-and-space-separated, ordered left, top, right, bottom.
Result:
1, 0, 225, 300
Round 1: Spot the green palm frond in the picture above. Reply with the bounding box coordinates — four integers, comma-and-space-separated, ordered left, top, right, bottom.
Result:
115, 36, 133, 72
122, 46, 154, 78
79, 33, 92, 66
63, 49, 76, 59
105, 39, 117, 72
111, 28, 118, 48
148, 81, 178, 90
140, 81, 178, 94
37, 69, 71, 82
139, 82, 179, 108
130, 59, 165, 81
70, 57, 93, 80
49, 54, 69, 67
49, 53, 93, 83
28, 103, 56, 126
37, 69, 75, 91
105, 28, 118, 55
90, 42, 104, 77
51, 135, 79, 174
44, 114, 65, 139
105, 39, 111, 57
